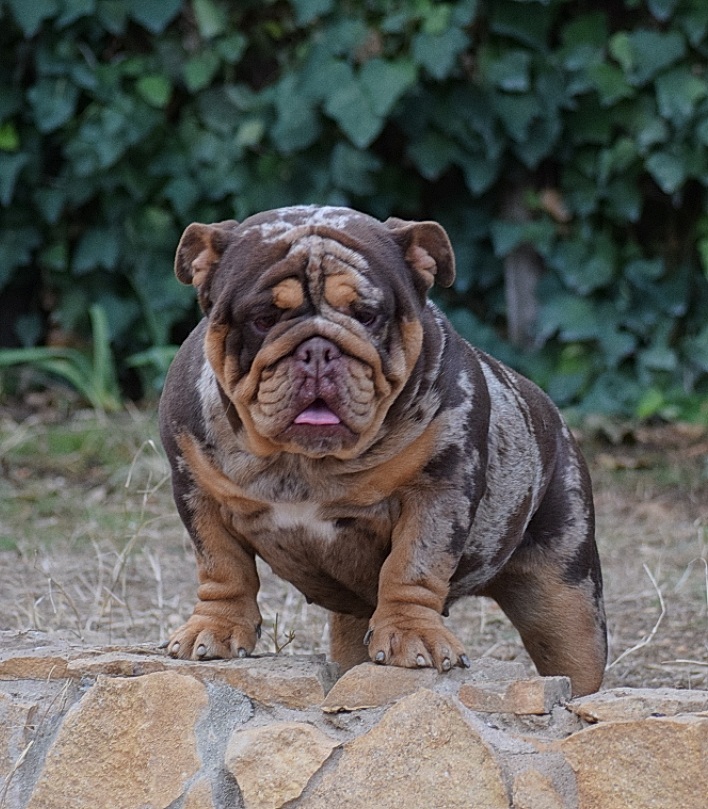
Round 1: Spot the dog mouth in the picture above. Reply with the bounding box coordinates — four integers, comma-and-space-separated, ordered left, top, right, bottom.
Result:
282, 397, 358, 454
293, 398, 342, 426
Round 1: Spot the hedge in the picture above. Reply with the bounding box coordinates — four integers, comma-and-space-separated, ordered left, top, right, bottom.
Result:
1, 0, 707, 419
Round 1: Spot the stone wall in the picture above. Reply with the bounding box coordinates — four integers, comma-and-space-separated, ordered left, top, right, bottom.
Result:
1, 630, 706, 809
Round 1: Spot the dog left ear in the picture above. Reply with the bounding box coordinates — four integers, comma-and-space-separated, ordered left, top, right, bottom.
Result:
175, 220, 239, 312
384, 218, 456, 291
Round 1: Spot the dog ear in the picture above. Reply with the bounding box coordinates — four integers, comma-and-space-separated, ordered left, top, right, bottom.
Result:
175, 220, 239, 312
384, 218, 456, 291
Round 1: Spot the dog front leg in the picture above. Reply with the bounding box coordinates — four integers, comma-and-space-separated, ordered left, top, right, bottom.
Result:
167, 496, 262, 660
366, 496, 470, 673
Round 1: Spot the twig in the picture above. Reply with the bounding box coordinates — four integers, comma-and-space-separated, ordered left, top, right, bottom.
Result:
0, 741, 33, 808
608, 564, 666, 669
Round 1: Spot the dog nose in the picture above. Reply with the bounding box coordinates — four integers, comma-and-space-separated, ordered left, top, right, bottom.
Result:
295, 337, 341, 373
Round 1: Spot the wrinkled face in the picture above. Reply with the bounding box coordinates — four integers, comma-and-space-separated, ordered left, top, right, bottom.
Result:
175, 206, 454, 459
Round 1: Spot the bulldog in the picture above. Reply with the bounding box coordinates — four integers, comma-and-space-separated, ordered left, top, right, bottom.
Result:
159, 205, 607, 696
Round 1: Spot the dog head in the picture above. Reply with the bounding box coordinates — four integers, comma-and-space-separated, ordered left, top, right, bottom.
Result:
175, 206, 455, 459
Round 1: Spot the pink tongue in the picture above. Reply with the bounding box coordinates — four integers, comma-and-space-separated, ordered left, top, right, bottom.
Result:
294, 402, 341, 426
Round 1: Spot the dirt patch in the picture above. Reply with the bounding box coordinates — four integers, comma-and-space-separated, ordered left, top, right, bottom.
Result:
1, 409, 706, 690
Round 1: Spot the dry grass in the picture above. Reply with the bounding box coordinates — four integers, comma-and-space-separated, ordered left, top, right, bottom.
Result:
1, 407, 706, 690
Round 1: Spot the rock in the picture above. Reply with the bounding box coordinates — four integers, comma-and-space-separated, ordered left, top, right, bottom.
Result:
208, 655, 338, 709
512, 769, 566, 809
183, 778, 215, 809
306, 689, 509, 808
0, 647, 70, 680
558, 715, 708, 809
67, 651, 172, 679
459, 677, 571, 715
26, 672, 208, 809
226, 722, 338, 809
567, 687, 708, 723
321, 658, 539, 713
0, 692, 38, 807
321, 662, 437, 712
0, 692, 36, 774
68, 652, 338, 709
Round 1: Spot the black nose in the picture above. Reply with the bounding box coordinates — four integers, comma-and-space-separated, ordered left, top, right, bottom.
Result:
294, 337, 341, 373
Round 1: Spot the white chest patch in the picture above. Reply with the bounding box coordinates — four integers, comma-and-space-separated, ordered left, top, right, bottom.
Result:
270, 501, 336, 541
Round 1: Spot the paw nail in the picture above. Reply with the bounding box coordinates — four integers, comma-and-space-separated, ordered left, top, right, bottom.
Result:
237, 647, 248, 658
416, 655, 427, 667
256, 624, 262, 639
196, 644, 207, 658
170, 642, 180, 655
460, 654, 471, 668
442, 657, 452, 672
158, 640, 169, 650
374, 651, 386, 664
363, 629, 373, 646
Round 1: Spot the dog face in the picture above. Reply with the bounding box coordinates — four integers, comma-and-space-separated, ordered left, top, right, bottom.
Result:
174, 206, 455, 459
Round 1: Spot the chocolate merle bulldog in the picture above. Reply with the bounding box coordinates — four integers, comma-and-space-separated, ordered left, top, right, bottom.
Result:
159, 205, 607, 696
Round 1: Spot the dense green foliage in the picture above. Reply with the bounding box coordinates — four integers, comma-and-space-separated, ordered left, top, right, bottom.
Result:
1, 0, 708, 418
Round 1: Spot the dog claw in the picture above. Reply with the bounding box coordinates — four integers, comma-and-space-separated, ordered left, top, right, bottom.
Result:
416, 654, 427, 667
442, 657, 452, 672
237, 647, 248, 658
158, 639, 169, 650
196, 644, 207, 658
460, 654, 471, 669
170, 642, 180, 656
374, 651, 386, 664
256, 624, 262, 639
363, 629, 373, 646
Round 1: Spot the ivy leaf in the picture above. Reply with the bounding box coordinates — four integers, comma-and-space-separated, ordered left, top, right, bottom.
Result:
359, 58, 417, 118
324, 77, 383, 148
609, 30, 685, 86
57, 0, 95, 28
407, 132, 461, 180
458, 151, 499, 195
28, 79, 79, 133
127, 0, 182, 34
538, 295, 601, 342
490, 0, 553, 50
291, 0, 333, 25
646, 151, 686, 194
648, 0, 679, 23
73, 228, 121, 274
272, 76, 321, 153
0, 153, 30, 206
655, 68, 707, 126
480, 48, 531, 92
412, 28, 468, 79
135, 75, 172, 109
193, 0, 227, 39
6, 0, 58, 37
330, 143, 381, 195
0, 123, 20, 152
514, 114, 562, 169
494, 93, 541, 143
587, 63, 634, 106
183, 52, 222, 93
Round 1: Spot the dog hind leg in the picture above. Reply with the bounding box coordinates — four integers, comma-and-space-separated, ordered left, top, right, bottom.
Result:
482, 472, 607, 696
329, 612, 371, 671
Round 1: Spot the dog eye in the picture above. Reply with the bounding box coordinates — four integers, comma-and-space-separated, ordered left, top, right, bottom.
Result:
352, 309, 379, 328
252, 313, 278, 333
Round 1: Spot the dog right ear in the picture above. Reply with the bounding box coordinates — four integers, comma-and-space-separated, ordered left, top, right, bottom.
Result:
175, 220, 239, 312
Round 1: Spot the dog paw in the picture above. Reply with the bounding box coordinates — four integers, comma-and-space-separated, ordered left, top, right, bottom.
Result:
165, 614, 261, 661
365, 607, 470, 673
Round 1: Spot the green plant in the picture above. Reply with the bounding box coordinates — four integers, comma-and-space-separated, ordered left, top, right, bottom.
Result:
1, 0, 707, 418
0, 305, 121, 411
